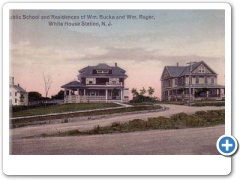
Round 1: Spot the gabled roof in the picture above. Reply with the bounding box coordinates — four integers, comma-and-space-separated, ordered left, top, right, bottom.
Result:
10, 85, 27, 92
180, 61, 202, 76
79, 63, 127, 77
61, 81, 86, 88
166, 66, 186, 77
162, 61, 217, 79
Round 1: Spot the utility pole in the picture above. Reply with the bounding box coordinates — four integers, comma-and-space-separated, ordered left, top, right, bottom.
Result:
186, 61, 197, 106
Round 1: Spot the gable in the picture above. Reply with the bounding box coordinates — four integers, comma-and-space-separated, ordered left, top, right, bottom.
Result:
161, 67, 171, 79
192, 62, 216, 74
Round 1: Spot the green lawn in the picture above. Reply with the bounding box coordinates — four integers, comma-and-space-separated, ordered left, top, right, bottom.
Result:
10, 105, 163, 128
41, 109, 225, 137
11, 103, 121, 118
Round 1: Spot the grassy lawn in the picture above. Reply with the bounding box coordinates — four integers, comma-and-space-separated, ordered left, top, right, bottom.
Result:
10, 105, 163, 128
11, 103, 121, 118
41, 109, 225, 137
158, 100, 225, 106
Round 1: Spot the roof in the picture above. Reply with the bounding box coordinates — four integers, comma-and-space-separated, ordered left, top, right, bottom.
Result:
163, 61, 217, 79
10, 85, 27, 92
166, 66, 186, 77
61, 81, 86, 88
79, 63, 127, 77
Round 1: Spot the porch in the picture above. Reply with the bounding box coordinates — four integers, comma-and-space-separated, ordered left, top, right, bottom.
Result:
63, 88, 124, 103
162, 86, 225, 101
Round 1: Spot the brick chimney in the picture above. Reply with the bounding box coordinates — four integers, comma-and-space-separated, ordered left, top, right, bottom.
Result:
176, 62, 179, 67
115, 63, 117, 67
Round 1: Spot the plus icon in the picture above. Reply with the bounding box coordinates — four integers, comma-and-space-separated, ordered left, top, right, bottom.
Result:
222, 139, 233, 151
217, 135, 238, 156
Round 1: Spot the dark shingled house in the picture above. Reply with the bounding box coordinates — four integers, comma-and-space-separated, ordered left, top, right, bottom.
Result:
61, 63, 129, 103
160, 61, 225, 101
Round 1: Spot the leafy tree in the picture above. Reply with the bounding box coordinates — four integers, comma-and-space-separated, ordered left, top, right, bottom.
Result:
51, 90, 64, 99
28, 91, 42, 102
147, 87, 155, 97
131, 88, 139, 97
139, 87, 146, 96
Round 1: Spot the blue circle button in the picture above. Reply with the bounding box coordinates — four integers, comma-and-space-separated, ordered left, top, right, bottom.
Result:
217, 135, 238, 156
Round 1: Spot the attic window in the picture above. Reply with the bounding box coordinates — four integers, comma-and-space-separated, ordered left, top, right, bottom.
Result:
96, 70, 109, 74
199, 66, 205, 73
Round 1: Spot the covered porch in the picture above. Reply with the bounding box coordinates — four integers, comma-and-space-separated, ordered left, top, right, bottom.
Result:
61, 80, 124, 103
163, 85, 225, 101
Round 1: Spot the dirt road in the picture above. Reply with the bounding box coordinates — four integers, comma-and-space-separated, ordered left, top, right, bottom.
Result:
10, 104, 224, 140
11, 125, 224, 155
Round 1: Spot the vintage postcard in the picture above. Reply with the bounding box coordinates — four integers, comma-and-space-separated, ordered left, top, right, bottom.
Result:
3, 2, 232, 175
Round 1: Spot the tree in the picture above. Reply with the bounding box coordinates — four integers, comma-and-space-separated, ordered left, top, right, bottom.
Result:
28, 91, 42, 102
139, 87, 146, 96
51, 90, 64, 99
131, 88, 139, 97
147, 87, 155, 97
43, 71, 53, 98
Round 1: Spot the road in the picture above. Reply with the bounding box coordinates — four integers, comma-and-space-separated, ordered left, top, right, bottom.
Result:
10, 104, 225, 155
11, 125, 224, 155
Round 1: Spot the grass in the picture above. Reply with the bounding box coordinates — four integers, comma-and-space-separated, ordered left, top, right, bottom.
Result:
10, 105, 163, 128
41, 109, 225, 137
158, 100, 225, 107
11, 103, 121, 118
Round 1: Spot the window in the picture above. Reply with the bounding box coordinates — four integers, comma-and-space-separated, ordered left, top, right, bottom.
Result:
112, 81, 116, 84
211, 77, 214, 84
96, 70, 109, 74
15, 98, 17, 103
15, 92, 17, 96
196, 76, 199, 84
175, 78, 178, 86
89, 81, 93, 84
205, 77, 208, 84
199, 66, 205, 73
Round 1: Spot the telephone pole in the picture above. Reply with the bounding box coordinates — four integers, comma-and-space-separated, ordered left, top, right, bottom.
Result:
186, 61, 197, 106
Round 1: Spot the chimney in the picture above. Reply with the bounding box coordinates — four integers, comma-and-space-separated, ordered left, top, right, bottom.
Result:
177, 62, 179, 67
115, 63, 117, 67
18, 84, 19, 86
10, 76, 14, 85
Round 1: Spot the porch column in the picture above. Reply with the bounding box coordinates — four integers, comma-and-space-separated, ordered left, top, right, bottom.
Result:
64, 89, 67, 96
191, 88, 194, 100
121, 88, 123, 101
175, 89, 177, 101
217, 89, 219, 97
207, 90, 209, 97
77, 89, 80, 95
167, 90, 170, 100
84, 89, 86, 96
105, 89, 108, 101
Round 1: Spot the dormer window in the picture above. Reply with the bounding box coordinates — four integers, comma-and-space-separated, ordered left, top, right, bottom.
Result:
96, 70, 109, 74
199, 66, 205, 73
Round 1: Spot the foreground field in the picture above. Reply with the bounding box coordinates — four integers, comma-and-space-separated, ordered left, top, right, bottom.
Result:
11, 125, 224, 155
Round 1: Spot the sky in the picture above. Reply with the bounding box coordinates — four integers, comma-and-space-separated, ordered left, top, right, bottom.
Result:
9, 10, 225, 99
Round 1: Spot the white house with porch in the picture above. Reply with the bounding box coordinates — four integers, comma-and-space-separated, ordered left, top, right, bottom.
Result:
61, 63, 129, 103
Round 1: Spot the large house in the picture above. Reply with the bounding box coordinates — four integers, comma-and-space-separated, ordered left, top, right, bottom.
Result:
160, 61, 225, 101
9, 77, 28, 106
61, 63, 129, 103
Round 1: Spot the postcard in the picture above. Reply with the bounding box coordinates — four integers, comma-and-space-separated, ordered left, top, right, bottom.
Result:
3, 2, 233, 175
